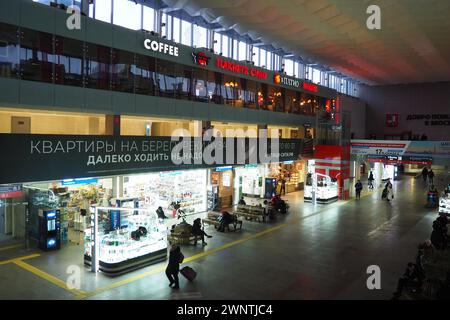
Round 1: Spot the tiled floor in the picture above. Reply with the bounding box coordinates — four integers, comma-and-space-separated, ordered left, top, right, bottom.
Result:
0, 174, 445, 300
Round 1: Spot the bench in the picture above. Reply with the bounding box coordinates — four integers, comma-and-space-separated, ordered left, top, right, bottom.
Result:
167, 232, 202, 245
233, 204, 266, 223
202, 211, 243, 232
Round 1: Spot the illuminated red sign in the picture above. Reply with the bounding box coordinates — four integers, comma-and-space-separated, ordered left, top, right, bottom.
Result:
302, 82, 318, 93
216, 58, 268, 80
192, 52, 210, 66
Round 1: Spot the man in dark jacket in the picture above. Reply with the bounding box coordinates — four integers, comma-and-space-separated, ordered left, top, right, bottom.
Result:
355, 180, 363, 199
166, 245, 183, 289
422, 167, 428, 183
218, 211, 234, 232
428, 169, 435, 185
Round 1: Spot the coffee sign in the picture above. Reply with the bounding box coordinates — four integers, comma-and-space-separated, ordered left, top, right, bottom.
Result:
144, 39, 179, 57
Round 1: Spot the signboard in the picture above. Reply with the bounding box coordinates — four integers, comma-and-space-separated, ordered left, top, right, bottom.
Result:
368, 155, 433, 165
0, 184, 23, 199
406, 114, 450, 126
351, 140, 450, 161
302, 82, 318, 93
0, 134, 302, 184
143, 39, 179, 56
215, 57, 268, 80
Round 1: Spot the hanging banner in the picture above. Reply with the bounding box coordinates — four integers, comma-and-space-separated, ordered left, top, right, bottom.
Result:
0, 134, 302, 184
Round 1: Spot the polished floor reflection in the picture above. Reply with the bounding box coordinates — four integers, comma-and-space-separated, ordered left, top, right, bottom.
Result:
0, 174, 445, 300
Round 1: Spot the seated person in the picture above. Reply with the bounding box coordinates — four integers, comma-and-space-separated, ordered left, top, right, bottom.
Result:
191, 218, 212, 246
238, 197, 246, 205
156, 206, 168, 219
218, 210, 234, 232
393, 263, 423, 299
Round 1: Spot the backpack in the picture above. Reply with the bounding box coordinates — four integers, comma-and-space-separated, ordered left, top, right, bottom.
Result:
382, 188, 387, 199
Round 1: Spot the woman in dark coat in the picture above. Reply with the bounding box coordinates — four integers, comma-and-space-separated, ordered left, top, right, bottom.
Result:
166, 245, 183, 289
192, 218, 212, 245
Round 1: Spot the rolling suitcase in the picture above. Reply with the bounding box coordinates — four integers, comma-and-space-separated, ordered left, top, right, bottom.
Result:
180, 266, 197, 281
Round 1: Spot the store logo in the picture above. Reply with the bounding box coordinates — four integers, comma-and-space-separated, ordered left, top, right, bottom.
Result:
302, 82, 318, 93
192, 52, 210, 66
274, 74, 282, 85
274, 74, 300, 88
144, 39, 179, 57
215, 57, 268, 80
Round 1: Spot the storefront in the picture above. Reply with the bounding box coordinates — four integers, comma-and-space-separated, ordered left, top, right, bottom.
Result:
267, 160, 307, 195
0, 133, 303, 275
233, 164, 266, 204
210, 166, 234, 210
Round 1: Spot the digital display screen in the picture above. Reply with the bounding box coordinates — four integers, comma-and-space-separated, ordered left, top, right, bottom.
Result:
47, 220, 56, 231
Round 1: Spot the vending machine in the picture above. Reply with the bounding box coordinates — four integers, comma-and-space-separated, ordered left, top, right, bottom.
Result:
38, 209, 61, 251
264, 178, 277, 199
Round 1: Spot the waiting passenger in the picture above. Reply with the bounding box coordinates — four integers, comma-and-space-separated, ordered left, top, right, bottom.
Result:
238, 197, 247, 205
217, 211, 234, 232
192, 218, 212, 246
156, 206, 168, 220
392, 262, 422, 299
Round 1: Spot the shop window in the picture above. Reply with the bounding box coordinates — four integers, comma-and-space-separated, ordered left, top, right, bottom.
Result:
243, 78, 258, 109
20, 28, 55, 83
284, 88, 296, 113
174, 63, 192, 100
156, 58, 175, 98
221, 74, 240, 107
267, 84, 284, 112
84, 42, 111, 90
134, 54, 156, 95
0, 23, 20, 79
54, 36, 84, 87
192, 68, 208, 102
208, 71, 223, 104
111, 48, 135, 93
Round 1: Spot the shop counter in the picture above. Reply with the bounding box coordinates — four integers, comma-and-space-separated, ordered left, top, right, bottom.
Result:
84, 248, 167, 277
304, 185, 338, 204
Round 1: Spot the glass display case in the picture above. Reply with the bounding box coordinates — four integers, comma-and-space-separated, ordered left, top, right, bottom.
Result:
84, 206, 167, 276
304, 173, 339, 204
439, 187, 450, 215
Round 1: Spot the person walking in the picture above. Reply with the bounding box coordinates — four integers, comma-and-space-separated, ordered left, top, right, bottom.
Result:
166, 245, 184, 289
428, 169, 435, 186
386, 183, 394, 202
421, 167, 428, 183
355, 180, 363, 199
280, 178, 286, 195
368, 171, 374, 189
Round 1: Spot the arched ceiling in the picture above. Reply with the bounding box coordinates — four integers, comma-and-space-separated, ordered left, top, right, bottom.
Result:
161, 0, 450, 85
